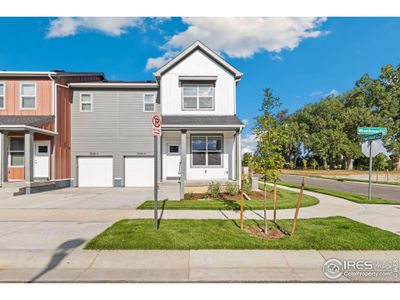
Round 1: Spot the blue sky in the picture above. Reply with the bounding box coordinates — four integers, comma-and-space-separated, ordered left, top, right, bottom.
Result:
1, 17, 399, 144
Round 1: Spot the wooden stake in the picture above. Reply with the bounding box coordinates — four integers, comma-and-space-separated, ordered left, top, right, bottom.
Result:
263, 178, 268, 234
273, 180, 277, 222
291, 176, 305, 236
240, 173, 245, 230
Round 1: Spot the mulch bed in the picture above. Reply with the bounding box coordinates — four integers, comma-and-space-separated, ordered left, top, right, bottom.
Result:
184, 191, 274, 201
246, 226, 285, 240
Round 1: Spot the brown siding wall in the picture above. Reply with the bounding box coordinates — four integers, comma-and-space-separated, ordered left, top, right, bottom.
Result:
0, 78, 53, 116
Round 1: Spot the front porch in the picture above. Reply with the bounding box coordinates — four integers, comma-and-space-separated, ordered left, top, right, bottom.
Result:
160, 115, 244, 199
0, 117, 57, 188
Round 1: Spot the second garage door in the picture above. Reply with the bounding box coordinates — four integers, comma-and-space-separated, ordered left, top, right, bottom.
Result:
125, 157, 154, 187
78, 157, 113, 187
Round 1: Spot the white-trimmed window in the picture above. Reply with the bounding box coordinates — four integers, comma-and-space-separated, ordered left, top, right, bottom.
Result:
80, 93, 93, 112
9, 137, 24, 167
191, 135, 223, 167
20, 83, 36, 109
0, 82, 5, 109
183, 84, 214, 110
143, 93, 156, 112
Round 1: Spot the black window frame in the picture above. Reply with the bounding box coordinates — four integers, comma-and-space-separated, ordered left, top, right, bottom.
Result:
190, 134, 223, 168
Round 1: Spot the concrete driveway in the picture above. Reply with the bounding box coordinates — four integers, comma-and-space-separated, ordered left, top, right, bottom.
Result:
0, 184, 179, 251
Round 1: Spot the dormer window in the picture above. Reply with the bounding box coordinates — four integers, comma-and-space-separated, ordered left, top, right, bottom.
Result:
182, 84, 214, 111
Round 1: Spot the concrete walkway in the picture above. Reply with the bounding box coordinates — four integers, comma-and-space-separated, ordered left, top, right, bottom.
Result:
0, 184, 399, 282
0, 249, 398, 282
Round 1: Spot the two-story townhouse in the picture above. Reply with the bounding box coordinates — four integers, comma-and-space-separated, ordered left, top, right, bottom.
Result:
68, 41, 244, 199
0, 71, 104, 192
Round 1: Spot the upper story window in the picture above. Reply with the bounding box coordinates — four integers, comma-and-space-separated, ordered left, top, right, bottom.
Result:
80, 93, 93, 112
182, 84, 214, 111
0, 82, 5, 109
20, 83, 36, 110
143, 93, 156, 112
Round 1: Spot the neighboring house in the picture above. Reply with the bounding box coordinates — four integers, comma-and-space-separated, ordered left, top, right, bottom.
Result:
0, 41, 244, 198
0, 71, 104, 190
69, 41, 244, 197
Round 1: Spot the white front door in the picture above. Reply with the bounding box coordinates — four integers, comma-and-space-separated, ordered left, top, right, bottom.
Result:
166, 144, 181, 179
34, 141, 50, 179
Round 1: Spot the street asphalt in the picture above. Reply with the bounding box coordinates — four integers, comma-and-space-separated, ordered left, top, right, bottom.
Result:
281, 174, 400, 201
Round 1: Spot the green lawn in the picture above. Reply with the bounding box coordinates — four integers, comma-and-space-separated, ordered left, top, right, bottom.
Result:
274, 181, 400, 204
137, 187, 319, 210
85, 217, 400, 250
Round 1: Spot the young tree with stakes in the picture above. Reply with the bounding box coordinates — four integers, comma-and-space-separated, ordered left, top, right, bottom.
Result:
254, 88, 286, 233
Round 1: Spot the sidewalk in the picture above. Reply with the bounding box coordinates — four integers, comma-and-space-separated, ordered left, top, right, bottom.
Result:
1, 184, 398, 234
0, 249, 398, 282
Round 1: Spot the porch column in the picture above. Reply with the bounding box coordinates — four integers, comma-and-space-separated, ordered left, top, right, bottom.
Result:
0, 131, 8, 183
51, 136, 57, 180
24, 131, 34, 185
180, 130, 187, 200
236, 129, 242, 188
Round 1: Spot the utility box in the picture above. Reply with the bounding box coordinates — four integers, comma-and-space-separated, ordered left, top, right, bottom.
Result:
252, 176, 259, 191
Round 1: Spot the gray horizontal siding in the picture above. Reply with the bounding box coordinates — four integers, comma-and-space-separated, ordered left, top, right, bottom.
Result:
71, 89, 160, 185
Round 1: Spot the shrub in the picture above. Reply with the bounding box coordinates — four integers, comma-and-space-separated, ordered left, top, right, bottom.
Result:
225, 182, 238, 196
187, 192, 194, 200
207, 181, 221, 198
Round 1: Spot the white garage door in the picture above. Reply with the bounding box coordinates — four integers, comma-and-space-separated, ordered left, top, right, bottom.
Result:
78, 157, 113, 187
125, 157, 154, 187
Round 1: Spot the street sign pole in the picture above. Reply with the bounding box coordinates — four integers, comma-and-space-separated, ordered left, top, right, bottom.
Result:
151, 114, 162, 232
368, 141, 372, 200
154, 135, 158, 231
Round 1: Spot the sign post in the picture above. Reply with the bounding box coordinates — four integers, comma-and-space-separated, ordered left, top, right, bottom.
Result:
151, 114, 162, 231
368, 141, 372, 200
358, 127, 386, 200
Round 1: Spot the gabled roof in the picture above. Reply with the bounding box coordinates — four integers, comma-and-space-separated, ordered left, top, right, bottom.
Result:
153, 41, 243, 80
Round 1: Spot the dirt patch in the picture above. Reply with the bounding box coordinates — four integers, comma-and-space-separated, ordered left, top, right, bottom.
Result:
247, 226, 285, 240
222, 191, 273, 201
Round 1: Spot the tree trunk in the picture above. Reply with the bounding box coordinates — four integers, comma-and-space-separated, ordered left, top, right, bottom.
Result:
273, 180, 277, 222
346, 157, 353, 170
264, 178, 268, 234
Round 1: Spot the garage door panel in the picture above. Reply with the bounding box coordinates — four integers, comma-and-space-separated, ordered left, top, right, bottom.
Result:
125, 157, 154, 187
78, 157, 113, 187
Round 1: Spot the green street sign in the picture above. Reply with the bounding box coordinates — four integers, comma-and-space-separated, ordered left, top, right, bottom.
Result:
360, 133, 383, 143
357, 127, 387, 135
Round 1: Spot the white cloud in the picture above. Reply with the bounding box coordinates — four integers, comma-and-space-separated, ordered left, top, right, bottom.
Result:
47, 17, 143, 38
145, 51, 177, 71
310, 91, 323, 97
147, 17, 328, 69
242, 119, 249, 126
241, 133, 257, 155
326, 89, 339, 97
